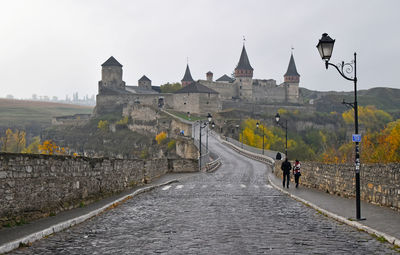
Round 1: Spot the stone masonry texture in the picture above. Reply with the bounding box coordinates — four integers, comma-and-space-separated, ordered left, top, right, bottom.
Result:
0, 153, 198, 227
274, 161, 400, 210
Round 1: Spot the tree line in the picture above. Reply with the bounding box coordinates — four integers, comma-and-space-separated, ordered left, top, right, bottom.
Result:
238, 106, 399, 163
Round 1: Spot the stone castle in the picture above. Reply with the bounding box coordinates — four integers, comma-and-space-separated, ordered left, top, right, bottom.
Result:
94, 44, 301, 116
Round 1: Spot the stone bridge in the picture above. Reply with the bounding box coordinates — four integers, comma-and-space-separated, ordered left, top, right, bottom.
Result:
3, 132, 398, 254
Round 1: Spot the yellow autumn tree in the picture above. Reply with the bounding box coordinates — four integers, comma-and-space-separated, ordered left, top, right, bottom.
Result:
0, 129, 26, 153
0, 129, 13, 152
342, 105, 392, 132
155, 131, 167, 144
321, 147, 340, 164
361, 119, 400, 163
22, 136, 41, 154
97, 120, 109, 132
38, 140, 66, 155
13, 130, 26, 153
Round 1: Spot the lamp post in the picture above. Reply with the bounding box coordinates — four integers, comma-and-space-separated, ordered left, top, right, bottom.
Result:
316, 33, 363, 220
275, 113, 288, 158
235, 124, 243, 149
199, 113, 212, 170
256, 121, 265, 155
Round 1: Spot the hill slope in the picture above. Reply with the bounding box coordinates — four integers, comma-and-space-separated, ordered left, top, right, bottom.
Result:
0, 99, 93, 137
300, 87, 400, 116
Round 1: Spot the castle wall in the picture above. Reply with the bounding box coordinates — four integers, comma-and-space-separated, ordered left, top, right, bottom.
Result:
199, 80, 237, 100
199, 78, 299, 103
222, 100, 315, 115
94, 93, 174, 116
172, 93, 200, 114
198, 93, 222, 114
252, 84, 287, 103
172, 93, 221, 115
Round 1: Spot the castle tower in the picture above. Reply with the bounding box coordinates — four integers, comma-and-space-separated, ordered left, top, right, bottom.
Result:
206, 71, 213, 81
181, 64, 194, 87
283, 53, 300, 103
138, 75, 152, 90
234, 45, 253, 100
98, 56, 126, 93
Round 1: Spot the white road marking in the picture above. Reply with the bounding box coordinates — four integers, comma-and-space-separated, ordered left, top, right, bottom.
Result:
201, 185, 207, 188
162, 185, 171, 191
175, 185, 183, 189
254, 185, 259, 188
265, 184, 272, 189
240, 184, 246, 188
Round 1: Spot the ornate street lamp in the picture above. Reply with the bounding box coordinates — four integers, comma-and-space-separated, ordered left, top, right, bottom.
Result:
275, 113, 288, 158
316, 33, 363, 220
256, 121, 265, 155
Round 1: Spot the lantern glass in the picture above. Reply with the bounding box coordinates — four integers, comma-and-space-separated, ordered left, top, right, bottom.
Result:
316, 33, 335, 61
207, 113, 212, 122
275, 113, 280, 123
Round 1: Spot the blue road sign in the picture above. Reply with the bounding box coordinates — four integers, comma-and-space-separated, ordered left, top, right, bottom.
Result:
352, 134, 362, 142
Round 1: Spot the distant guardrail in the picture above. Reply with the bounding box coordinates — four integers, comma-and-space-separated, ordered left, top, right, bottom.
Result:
224, 136, 281, 160
215, 134, 275, 166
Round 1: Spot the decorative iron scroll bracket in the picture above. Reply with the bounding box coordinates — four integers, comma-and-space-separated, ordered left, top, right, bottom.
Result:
325, 60, 357, 82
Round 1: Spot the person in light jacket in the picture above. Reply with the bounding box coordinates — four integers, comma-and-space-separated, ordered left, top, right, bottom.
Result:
293, 159, 301, 188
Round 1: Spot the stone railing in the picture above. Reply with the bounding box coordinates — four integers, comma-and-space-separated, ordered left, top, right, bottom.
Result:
220, 137, 274, 166
273, 161, 400, 211
0, 153, 198, 227
224, 136, 280, 160
205, 150, 221, 173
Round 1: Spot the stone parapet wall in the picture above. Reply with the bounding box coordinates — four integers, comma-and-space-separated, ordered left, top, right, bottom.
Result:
0, 153, 197, 227
273, 161, 400, 210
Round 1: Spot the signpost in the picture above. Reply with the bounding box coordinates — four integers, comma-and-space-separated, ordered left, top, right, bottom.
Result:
352, 134, 361, 142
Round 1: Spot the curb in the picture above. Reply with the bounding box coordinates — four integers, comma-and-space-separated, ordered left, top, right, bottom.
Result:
0, 179, 179, 254
267, 174, 400, 247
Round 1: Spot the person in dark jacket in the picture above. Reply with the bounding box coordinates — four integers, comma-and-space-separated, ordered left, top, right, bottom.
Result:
281, 158, 292, 188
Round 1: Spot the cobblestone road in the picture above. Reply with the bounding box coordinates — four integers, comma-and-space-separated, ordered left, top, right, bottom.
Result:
12, 135, 398, 254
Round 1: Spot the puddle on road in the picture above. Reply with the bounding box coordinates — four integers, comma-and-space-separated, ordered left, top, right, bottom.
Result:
162, 185, 171, 191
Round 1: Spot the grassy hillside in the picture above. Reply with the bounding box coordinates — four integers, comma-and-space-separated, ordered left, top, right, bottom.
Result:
0, 99, 93, 137
300, 87, 400, 116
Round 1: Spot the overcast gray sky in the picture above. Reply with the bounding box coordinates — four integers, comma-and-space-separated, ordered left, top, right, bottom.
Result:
1, 0, 399, 99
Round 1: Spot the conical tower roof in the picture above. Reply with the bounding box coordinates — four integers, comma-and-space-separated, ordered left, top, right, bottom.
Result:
284, 53, 300, 77
101, 56, 123, 67
235, 45, 253, 70
181, 64, 194, 82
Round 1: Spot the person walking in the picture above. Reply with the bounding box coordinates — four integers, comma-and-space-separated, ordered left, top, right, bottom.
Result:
281, 158, 291, 188
293, 159, 301, 188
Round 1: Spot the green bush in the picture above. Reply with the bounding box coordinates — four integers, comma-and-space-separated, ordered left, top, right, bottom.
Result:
167, 140, 176, 151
